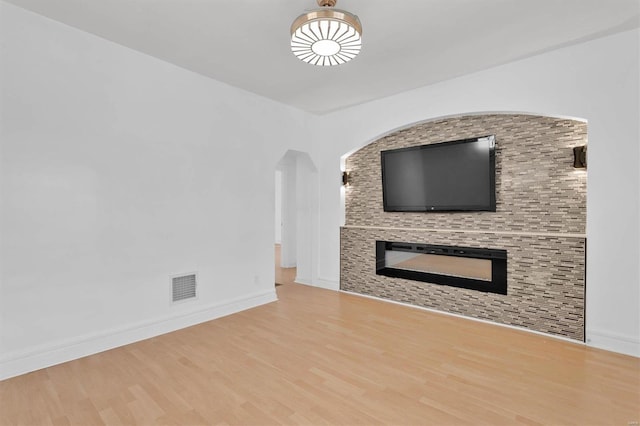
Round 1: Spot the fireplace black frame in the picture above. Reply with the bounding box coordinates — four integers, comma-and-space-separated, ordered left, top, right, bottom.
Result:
376, 241, 508, 295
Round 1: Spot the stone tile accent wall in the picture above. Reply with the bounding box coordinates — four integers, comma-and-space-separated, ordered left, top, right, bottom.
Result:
341, 114, 587, 341
345, 114, 586, 233
341, 227, 585, 341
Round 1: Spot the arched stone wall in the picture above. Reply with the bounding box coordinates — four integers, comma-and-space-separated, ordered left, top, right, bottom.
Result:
340, 114, 587, 340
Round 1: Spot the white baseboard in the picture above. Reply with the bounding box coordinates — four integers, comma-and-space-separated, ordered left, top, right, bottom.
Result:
341, 290, 585, 346
0, 290, 278, 381
586, 328, 640, 357
294, 276, 313, 286
293, 277, 338, 291
315, 277, 339, 290
339, 291, 638, 359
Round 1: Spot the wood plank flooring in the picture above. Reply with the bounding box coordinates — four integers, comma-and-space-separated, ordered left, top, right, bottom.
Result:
1, 254, 638, 425
274, 244, 296, 286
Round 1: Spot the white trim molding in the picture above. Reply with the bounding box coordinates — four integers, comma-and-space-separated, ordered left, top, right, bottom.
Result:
586, 328, 640, 358
294, 276, 339, 291
344, 290, 640, 358
342, 225, 586, 239
294, 276, 313, 286
314, 277, 339, 290
0, 290, 278, 381
341, 290, 585, 345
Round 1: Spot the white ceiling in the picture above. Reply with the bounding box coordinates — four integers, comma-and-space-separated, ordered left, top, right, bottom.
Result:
5, 0, 639, 114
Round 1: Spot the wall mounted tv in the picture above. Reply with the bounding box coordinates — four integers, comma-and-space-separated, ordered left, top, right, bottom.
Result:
381, 135, 496, 212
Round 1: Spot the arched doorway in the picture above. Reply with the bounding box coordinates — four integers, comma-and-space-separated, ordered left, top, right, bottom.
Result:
274, 150, 318, 286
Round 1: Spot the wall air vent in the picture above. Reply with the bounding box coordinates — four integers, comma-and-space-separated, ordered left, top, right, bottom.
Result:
172, 273, 197, 303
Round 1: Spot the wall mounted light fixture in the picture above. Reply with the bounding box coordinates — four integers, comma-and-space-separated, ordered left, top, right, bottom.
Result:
342, 171, 351, 186
573, 145, 587, 169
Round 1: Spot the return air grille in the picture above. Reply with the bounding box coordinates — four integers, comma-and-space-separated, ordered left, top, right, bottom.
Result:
172, 274, 197, 302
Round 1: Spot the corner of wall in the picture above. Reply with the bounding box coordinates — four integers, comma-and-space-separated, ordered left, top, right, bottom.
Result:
0, 290, 277, 381
586, 329, 640, 358
313, 278, 340, 291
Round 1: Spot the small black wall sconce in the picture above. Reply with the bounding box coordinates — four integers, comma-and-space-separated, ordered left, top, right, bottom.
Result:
342, 171, 352, 186
573, 145, 587, 169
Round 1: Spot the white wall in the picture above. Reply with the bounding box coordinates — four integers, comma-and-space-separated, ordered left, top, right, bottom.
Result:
311, 29, 640, 357
274, 171, 281, 244
277, 154, 297, 268
1, 1, 637, 381
275, 150, 318, 284
0, 2, 311, 378
294, 152, 318, 286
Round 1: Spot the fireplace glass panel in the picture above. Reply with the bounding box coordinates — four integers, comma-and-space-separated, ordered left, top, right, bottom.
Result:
385, 251, 492, 281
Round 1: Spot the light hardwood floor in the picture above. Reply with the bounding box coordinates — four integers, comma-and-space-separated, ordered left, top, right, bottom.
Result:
275, 244, 296, 286
1, 254, 638, 425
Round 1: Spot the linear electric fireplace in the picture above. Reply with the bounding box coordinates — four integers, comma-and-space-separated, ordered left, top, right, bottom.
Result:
376, 241, 508, 295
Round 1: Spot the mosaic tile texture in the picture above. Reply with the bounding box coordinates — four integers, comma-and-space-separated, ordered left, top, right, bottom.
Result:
345, 114, 587, 233
341, 227, 585, 341
341, 114, 587, 341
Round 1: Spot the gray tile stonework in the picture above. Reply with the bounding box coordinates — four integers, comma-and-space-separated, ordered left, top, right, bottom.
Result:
341, 114, 586, 341
341, 227, 585, 341
345, 114, 587, 234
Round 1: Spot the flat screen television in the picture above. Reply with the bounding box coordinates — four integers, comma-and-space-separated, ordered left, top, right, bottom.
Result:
381, 136, 496, 212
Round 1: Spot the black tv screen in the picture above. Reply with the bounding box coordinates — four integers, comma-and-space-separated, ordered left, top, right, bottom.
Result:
381, 136, 496, 212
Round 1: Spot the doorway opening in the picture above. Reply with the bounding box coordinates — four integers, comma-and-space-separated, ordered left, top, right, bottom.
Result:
274, 243, 295, 286
274, 150, 318, 287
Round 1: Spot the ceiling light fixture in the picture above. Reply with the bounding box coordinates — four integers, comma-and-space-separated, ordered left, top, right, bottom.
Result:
290, 0, 362, 66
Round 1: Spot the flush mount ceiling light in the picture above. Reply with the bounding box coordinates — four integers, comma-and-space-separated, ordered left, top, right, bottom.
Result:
290, 0, 362, 66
